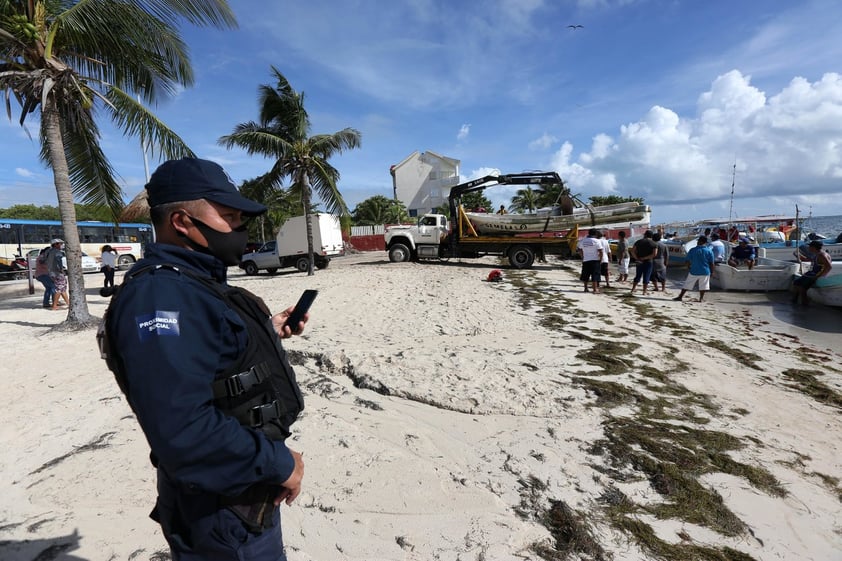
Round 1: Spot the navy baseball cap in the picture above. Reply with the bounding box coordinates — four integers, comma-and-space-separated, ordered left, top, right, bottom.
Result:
146, 158, 267, 216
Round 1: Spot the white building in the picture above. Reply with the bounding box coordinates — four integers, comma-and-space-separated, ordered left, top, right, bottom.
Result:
390, 151, 460, 217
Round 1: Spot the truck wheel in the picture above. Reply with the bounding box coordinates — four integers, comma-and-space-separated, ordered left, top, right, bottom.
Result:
295, 257, 310, 272
315, 258, 330, 270
389, 243, 410, 263
508, 245, 535, 269
243, 261, 259, 276
266, 268, 278, 275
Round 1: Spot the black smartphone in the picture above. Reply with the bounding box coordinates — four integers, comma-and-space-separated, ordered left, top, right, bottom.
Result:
284, 289, 318, 333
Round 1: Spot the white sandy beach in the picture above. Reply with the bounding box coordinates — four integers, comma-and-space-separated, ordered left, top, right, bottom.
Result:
1, 251, 840, 561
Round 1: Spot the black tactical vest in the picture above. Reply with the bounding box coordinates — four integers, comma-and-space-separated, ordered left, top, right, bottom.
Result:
99, 264, 304, 441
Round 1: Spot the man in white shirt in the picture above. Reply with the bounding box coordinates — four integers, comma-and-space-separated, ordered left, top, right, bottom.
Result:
709, 233, 726, 264
597, 231, 612, 288
577, 228, 604, 293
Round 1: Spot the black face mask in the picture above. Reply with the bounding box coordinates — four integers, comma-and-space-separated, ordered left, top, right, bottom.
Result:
182, 214, 249, 266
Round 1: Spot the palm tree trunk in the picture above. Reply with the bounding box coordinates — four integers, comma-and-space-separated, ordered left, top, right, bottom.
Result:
43, 101, 94, 326
302, 171, 315, 276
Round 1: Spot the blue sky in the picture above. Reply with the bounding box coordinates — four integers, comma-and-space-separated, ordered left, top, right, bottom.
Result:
2, 0, 842, 225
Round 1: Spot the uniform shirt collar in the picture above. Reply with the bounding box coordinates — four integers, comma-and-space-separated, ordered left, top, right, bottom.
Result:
141, 243, 229, 282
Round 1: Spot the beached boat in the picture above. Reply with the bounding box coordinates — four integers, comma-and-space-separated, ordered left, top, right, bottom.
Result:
758, 240, 842, 262
684, 214, 842, 262
796, 262, 842, 307
465, 202, 650, 235
662, 237, 697, 266
711, 257, 800, 292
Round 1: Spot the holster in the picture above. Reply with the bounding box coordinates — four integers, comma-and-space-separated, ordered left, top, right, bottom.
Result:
218, 484, 278, 533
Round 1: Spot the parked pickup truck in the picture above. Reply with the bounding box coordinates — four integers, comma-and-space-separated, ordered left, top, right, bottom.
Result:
240, 214, 344, 275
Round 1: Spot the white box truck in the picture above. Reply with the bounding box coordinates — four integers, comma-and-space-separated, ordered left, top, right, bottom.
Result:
239, 214, 344, 275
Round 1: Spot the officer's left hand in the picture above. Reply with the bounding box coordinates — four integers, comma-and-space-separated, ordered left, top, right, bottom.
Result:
272, 306, 309, 339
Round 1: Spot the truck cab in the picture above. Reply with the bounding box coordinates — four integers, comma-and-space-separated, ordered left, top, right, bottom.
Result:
385, 214, 449, 262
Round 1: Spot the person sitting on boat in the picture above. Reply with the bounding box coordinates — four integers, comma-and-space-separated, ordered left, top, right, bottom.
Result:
727, 239, 756, 269
709, 233, 726, 264
496, 204, 508, 215
727, 225, 740, 242
792, 240, 833, 305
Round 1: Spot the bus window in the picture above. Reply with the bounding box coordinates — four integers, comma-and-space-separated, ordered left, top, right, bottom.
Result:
79, 226, 108, 243
27, 225, 52, 244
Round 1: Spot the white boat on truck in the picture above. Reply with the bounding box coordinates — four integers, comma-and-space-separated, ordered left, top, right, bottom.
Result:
240, 214, 344, 275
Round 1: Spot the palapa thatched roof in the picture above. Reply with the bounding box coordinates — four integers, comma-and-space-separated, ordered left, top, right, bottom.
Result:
120, 189, 150, 222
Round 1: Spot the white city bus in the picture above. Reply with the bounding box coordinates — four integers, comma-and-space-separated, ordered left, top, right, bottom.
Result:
0, 218, 152, 269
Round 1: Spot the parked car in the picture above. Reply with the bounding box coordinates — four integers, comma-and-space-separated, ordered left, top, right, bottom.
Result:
26, 248, 100, 274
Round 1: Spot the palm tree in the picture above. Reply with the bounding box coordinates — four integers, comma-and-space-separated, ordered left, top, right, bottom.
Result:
509, 186, 539, 213
219, 67, 361, 275
352, 195, 408, 225
0, 0, 236, 327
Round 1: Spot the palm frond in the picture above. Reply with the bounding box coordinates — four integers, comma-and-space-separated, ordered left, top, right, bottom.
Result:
53, 1, 194, 99
39, 107, 124, 219
219, 129, 292, 158
106, 86, 195, 160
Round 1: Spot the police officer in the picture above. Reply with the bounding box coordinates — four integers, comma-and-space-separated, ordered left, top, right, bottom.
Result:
104, 158, 306, 560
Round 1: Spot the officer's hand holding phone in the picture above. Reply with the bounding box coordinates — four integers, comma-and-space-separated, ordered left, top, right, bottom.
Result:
273, 289, 317, 338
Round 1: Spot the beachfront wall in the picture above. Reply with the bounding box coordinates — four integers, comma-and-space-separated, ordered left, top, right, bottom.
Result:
391, 151, 460, 218
347, 224, 388, 252
347, 233, 384, 252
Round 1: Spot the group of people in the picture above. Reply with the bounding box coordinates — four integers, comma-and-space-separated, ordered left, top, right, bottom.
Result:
578, 228, 670, 296
33, 243, 119, 308
578, 226, 833, 305
577, 228, 613, 293
671, 234, 833, 304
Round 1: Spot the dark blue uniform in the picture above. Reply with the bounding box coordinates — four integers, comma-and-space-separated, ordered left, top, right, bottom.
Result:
109, 243, 297, 559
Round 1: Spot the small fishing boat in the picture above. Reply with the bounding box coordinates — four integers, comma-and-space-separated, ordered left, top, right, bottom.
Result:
465, 202, 650, 235
758, 240, 842, 262
711, 257, 800, 291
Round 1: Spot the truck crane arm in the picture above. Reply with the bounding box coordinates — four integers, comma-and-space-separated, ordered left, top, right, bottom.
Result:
447, 171, 564, 220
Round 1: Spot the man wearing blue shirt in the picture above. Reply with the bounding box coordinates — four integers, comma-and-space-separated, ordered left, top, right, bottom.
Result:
103, 158, 307, 560
727, 239, 756, 269
673, 236, 716, 302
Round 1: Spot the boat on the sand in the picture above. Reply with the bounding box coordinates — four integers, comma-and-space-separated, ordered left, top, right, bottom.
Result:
711, 257, 800, 292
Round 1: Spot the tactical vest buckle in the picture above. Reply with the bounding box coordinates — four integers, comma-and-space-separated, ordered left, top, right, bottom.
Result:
216, 363, 268, 398
249, 401, 281, 427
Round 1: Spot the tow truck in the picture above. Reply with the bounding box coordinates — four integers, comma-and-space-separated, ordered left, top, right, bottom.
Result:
385, 171, 578, 268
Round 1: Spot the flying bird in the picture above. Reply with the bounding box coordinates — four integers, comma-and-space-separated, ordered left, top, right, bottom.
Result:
567, 24, 584, 30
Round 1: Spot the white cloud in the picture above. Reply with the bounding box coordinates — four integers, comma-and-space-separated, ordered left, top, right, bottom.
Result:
465, 167, 501, 181
528, 133, 559, 151
457, 124, 471, 141
15, 168, 36, 178
552, 70, 842, 215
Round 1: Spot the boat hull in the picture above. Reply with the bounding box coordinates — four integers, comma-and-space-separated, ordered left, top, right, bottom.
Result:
466, 203, 650, 235
710, 258, 800, 291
